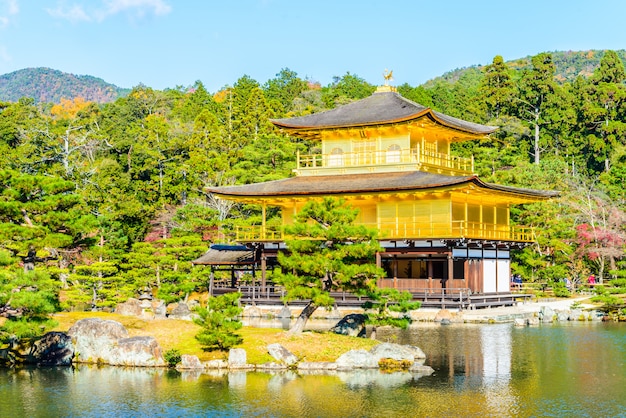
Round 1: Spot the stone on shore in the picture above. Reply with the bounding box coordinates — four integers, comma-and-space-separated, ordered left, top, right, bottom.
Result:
177, 354, 204, 370
68, 318, 164, 366
267, 343, 298, 365
370, 343, 415, 363
330, 313, 367, 337
336, 349, 378, 370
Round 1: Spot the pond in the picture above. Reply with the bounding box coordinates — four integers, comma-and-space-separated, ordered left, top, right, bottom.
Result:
0, 322, 624, 417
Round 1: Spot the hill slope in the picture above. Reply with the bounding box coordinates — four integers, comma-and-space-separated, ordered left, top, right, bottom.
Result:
0, 67, 130, 104
424, 49, 626, 86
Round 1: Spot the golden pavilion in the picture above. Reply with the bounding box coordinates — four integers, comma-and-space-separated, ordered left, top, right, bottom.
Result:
206, 83, 558, 296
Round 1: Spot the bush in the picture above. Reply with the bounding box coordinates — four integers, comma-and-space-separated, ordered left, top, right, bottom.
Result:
193, 292, 243, 351
164, 348, 182, 367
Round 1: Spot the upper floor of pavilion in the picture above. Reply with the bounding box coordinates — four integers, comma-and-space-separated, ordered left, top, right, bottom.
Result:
271, 86, 497, 177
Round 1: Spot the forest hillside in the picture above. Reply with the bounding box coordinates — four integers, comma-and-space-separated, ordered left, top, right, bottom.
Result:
0, 67, 130, 103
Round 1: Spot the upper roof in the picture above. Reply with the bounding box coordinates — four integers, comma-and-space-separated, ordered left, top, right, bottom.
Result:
271, 91, 498, 136
207, 171, 559, 202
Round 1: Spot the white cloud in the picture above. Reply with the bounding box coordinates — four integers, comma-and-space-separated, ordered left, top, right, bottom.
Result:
46, 4, 92, 23
47, 0, 171, 22
101, 0, 171, 17
0, 0, 19, 29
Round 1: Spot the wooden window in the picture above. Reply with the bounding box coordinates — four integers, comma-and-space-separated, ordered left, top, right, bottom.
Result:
353, 140, 376, 165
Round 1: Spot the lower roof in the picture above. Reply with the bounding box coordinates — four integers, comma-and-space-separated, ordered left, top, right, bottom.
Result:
206, 171, 559, 202
192, 244, 255, 265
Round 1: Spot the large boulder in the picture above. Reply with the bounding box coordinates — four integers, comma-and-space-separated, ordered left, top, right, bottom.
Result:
177, 354, 204, 370
68, 318, 129, 363
335, 349, 378, 370
370, 343, 416, 363
267, 343, 298, 366
68, 318, 164, 366
29, 331, 75, 366
169, 303, 192, 320
0, 332, 74, 367
115, 298, 143, 317
110, 336, 164, 367
330, 314, 367, 337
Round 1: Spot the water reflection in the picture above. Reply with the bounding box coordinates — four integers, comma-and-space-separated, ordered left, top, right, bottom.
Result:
0, 322, 624, 417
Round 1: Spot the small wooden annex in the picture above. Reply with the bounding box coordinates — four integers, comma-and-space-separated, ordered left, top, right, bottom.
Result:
206, 84, 558, 296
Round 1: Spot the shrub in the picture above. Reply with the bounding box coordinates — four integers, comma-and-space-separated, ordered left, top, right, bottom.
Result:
164, 348, 182, 367
193, 292, 243, 351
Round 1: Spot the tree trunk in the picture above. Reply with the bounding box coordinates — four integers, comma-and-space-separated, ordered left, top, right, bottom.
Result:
533, 112, 540, 165
287, 301, 318, 335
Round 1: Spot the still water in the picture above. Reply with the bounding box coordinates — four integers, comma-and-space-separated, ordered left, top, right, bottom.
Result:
0, 322, 624, 418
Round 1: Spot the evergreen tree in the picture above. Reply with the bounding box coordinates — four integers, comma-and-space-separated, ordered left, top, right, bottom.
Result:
273, 197, 384, 334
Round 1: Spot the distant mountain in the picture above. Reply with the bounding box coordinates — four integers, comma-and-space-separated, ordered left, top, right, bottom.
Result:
424, 49, 626, 86
0, 67, 131, 104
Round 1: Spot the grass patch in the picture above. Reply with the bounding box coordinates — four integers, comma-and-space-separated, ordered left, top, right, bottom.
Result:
52, 312, 379, 363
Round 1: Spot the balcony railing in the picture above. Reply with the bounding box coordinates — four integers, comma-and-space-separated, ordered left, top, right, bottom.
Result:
234, 221, 535, 243
296, 146, 474, 175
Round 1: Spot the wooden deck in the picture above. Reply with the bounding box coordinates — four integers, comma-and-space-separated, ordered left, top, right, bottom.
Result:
212, 285, 532, 310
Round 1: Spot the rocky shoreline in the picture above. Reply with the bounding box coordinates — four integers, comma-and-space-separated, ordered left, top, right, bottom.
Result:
0, 297, 607, 370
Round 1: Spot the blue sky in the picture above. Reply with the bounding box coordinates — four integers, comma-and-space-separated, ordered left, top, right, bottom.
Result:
1, 0, 625, 92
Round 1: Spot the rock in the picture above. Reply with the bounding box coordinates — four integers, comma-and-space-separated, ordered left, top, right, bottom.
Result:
297, 362, 338, 371
115, 298, 143, 317
257, 362, 288, 371
177, 354, 204, 370
514, 318, 527, 327
277, 306, 291, 319
405, 345, 426, 360
205, 359, 228, 369
540, 306, 555, 322
267, 343, 298, 366
29, 331, 74, 366
68, 318, 164, 367
169, 303, 192, 320
555, 309, 569, 322
68, 318, 129, 363
112, 336, 165, 367
335, 349, 378, 370
228, 348, 250, 369
330, 313, 367, 337
152, 300, 167, 319
527, 316, 540, 326
434, 309, 464, 323
370, 343, 415, 363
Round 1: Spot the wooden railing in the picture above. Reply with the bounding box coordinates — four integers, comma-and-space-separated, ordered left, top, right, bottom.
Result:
296, 146, 473, 175
234, 221, 535, 242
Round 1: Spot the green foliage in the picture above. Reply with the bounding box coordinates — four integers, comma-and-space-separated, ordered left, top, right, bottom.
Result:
163, 348, 182, 367
0, 67, 129, 104
0, 318, 59, 341
551, 281, 571, 298
193, 292, 243, 351
274, 198, 384, 308
0, 269, 60, 339
2, 51, 626, 313
363, 288, 421, 329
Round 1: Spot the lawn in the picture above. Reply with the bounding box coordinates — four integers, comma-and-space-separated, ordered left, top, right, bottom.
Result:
52, 312, 379, 364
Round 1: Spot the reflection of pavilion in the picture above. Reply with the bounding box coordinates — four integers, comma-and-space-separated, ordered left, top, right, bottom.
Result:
202, 81, 558, 305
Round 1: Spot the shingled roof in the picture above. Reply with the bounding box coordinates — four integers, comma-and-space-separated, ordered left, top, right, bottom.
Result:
192, 244, 255, 265
207, 171, 559, 201
271, 91, 497, 135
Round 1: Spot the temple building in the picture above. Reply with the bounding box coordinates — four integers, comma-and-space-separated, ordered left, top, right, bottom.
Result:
205, 83, 558, 296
